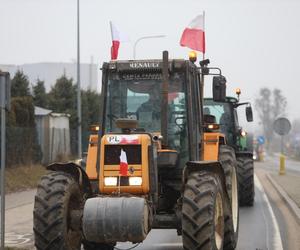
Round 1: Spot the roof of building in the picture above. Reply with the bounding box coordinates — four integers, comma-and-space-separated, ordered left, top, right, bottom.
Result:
35, 106, 52, 116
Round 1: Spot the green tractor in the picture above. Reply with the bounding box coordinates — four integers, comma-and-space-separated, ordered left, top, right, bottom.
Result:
204, 90, 254, 206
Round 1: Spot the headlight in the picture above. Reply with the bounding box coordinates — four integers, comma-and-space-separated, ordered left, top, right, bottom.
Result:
104, 177, 118, 186
129, 177, 142, 186
240, 130, 247, 137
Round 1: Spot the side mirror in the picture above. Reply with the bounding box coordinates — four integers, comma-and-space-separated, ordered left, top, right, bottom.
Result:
246, 105, 253, 122
212, 76, 226, 102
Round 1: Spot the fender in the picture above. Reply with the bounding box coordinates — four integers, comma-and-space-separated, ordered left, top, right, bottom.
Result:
182, 161, 228, 199
47, 162, 93, 196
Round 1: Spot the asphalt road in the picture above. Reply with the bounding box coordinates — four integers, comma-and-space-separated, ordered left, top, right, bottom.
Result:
4, 167, 288, 250
116, 174, 283, 250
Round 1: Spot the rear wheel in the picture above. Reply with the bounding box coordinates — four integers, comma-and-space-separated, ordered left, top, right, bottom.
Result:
33, 172, 83, 250
237, 157, 254, 206
219, 145, 239, 250
182, 172, 225, 250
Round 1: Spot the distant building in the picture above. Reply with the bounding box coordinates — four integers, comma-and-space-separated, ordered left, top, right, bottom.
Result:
0, 62, 100, 91
35, 106, 71, 164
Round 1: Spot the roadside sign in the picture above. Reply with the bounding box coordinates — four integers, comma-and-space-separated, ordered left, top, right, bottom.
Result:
257, 136, 265, 145
273, 117, 291, 136
0, 72, 11, 111
0, 71, 10, 249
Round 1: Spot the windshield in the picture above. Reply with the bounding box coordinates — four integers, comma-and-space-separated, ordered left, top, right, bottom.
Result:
104, 71, 187, 151
203, 99, 235, 144
105, 72, 185, 130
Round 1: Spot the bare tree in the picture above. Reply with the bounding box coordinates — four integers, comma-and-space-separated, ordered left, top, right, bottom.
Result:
255, 88, 287, 150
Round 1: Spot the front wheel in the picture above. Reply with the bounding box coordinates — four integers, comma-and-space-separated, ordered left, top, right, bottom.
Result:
237, 156, 254, 206
182, 172, 225, 250
33, 172, 83, 250
219, 145, 239, 250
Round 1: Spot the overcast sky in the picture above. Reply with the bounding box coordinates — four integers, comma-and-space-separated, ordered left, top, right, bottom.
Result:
1, 0, 300, 127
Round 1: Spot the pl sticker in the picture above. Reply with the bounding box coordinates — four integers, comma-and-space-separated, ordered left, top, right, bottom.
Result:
107, 135, 139, 144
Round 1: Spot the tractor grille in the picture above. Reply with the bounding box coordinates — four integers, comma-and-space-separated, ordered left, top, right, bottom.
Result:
104, 145, 142, 165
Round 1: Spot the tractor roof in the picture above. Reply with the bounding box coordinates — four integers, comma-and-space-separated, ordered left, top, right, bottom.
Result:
107, 59, 191, 72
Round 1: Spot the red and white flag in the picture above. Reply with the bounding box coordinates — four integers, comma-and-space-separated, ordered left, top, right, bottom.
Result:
119, 149, 128, 176
110, 21, 129, 60
180, 14, 206, 53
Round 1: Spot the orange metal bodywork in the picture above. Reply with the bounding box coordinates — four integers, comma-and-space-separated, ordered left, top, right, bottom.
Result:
203, 132, 225, 161
99, 134, 151, 194
85, 134, 98, 180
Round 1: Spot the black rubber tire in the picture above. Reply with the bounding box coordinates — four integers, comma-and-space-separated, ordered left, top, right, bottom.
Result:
237, 157, 254, 206
33, 171, 83, 250
182, 171, 225, 250
83, 241, 114, 250
219, 145, 239, 250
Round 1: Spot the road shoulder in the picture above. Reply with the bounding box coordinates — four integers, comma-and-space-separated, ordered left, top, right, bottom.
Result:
256, 168, 300, 250
267, 174, 300, 225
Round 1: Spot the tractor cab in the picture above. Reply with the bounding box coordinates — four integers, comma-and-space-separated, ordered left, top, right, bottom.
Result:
104, 62, 188, 156
204, 95, 253, 151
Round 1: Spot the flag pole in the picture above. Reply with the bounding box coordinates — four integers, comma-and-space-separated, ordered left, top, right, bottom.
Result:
118, 174, 121, 195
109, 21, 113, 40
109, 21, 113, 60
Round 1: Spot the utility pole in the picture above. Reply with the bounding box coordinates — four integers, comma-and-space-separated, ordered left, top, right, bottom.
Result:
89, 56, 94, 90
77, 0, 82, 158
0, 72, 10, 250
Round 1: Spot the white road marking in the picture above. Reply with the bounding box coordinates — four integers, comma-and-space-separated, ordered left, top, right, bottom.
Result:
255, 174, 283, 250
153, 243, 183, 247
5, 232, 32, 245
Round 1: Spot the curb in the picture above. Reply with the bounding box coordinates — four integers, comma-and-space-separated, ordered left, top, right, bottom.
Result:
267, 174, 300, 225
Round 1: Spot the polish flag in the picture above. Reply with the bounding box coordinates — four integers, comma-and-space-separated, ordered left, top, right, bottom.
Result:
180, 14, 206, 53
110, 21, 129, 60
119, 149, 128, 176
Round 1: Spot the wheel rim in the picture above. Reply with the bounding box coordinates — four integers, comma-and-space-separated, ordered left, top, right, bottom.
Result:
214, 192, 224, 250
231, 167, 238, 233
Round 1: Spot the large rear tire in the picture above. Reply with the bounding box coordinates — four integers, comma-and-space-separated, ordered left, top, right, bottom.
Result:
219, 145, 239, 250
182, 172, 225, 250
33, 172, 83, 250
237, 157, 254, 206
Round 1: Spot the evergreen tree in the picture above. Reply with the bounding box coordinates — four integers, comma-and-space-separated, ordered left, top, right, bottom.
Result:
48, 75, 102, 155
48, 75, 76, 112
48, 75, 77, 154
11, 70, 31, 97
81, 89, 101, 150
5, 71, 42, 166
33, 79, 48, 108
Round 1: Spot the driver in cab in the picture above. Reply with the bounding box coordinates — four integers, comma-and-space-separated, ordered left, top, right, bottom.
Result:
136, 87, 161, 132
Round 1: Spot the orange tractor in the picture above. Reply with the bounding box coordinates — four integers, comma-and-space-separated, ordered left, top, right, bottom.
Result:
34, 51, 239, 250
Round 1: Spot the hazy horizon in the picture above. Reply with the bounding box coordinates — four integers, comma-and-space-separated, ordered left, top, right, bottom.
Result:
1, 0, 300, 128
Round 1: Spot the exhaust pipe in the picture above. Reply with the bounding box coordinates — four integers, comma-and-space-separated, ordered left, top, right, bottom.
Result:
161, 51, 169, 148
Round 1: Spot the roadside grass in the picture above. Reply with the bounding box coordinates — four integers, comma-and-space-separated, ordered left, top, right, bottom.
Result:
5, 164, 48, 193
